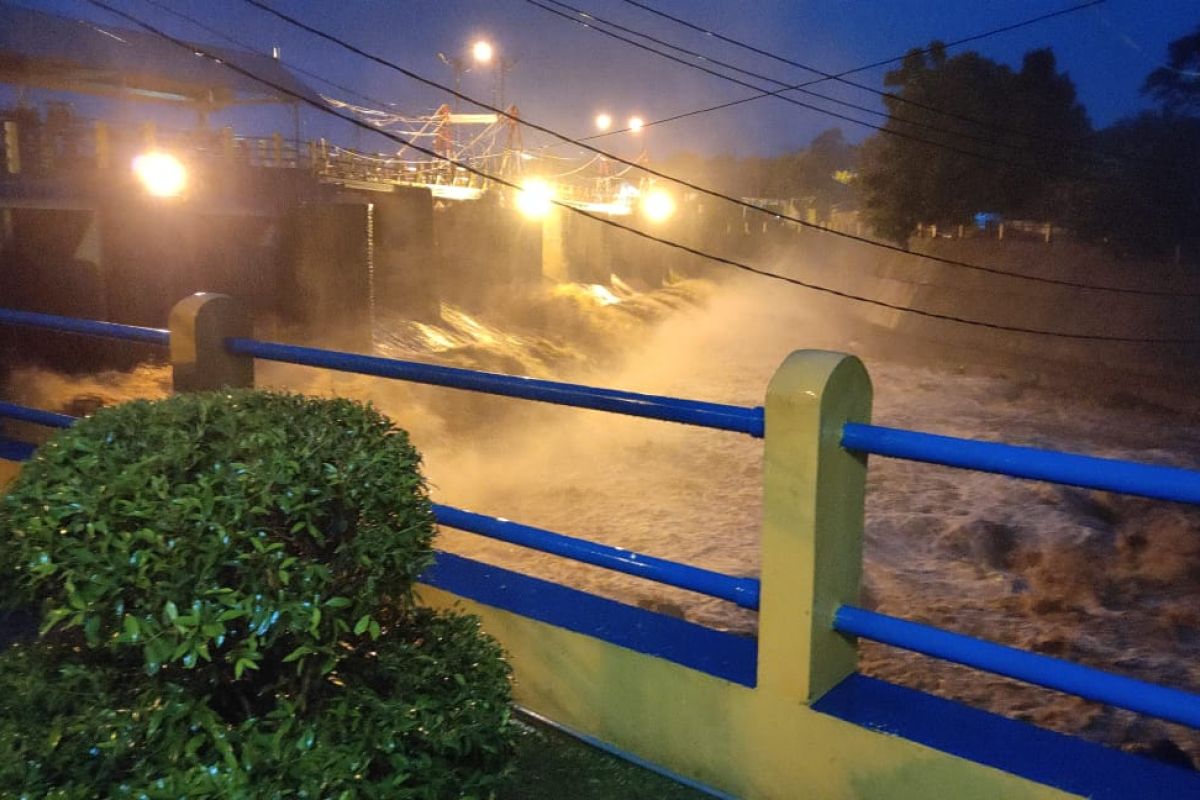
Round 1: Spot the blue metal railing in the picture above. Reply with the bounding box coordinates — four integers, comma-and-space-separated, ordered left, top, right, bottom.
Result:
226, 337, 766, 437
433, 504, 760, 610
0, 308, 170, 346
0, 401, 75, 429
842, 423, 1200, 505
834, 606, 1200, 730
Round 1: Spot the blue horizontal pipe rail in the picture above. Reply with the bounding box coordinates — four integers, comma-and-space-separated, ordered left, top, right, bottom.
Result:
0, 437, 35, 462
0, 308, 170, 347
834, 605, 1200, 731
226, 337, 765, 437
432, 503, 760, 610
842, 423, 1200, 506
0, 402, 76, 429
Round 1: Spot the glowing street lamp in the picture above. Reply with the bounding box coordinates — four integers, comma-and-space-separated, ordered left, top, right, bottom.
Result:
640, 187, 675, 223
132, 151, 187, 197
472, 39, 494, 64
627, 116, 644, 134
516, 178, 555, 219
595, 112, 612, 132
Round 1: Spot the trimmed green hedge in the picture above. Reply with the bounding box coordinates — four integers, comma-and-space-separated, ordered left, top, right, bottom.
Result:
0, 391, 515, 798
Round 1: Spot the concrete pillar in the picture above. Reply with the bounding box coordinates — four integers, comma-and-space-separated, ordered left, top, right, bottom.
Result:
759, 350, 872, 703
277, 203, 371, 348
169, 293, 254, 393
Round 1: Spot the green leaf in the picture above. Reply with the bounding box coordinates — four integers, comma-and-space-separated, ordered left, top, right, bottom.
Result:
354, 614, 372, 636
234, 657, 259, 679
282, 645, 315, 663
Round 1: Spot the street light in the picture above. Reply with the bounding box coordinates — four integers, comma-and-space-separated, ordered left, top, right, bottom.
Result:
132, 151, 186, 198
472, 40, 493, 64
640, 187, 675, 223
516, 178, 555, 220
595, 112, 612, 132
628, 116, 644, 133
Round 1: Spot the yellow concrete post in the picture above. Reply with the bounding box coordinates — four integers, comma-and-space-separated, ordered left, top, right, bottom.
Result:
169, 293, 254, 393
220, 127, 235, 162
94, 122, 110, 169
759, 350, 872, 702
272, 132, 283, 166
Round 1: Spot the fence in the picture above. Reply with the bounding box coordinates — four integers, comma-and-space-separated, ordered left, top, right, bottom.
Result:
0, 113, 491, 191
1, 295, 1199, 798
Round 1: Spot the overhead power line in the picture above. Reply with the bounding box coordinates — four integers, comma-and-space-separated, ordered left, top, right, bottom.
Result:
523, 0, 1082, 179
530, 0, 1093, 175
615, 0, 1114, 161
555, 0, 1108, 145
78, 0, 1200, 344
220, 0, 1197, 299
83, 0, 1200, 344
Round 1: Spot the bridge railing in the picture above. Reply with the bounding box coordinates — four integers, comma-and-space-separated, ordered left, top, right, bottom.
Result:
2, 295, 1199, 797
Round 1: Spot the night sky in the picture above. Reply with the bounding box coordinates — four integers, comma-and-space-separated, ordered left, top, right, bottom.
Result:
12, 0, 1200, 156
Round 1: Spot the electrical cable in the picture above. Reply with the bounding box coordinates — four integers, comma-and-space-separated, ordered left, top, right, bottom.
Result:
230, 0, 1199, 298
544, 0, 1109, 146
534, 0, 1093, 173
79, 0, 1200, 342
616, 0, 1121, 162
524, 0, 1081, 178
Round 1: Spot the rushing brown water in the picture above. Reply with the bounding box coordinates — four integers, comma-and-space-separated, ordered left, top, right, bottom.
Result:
5, 275, 1198, 768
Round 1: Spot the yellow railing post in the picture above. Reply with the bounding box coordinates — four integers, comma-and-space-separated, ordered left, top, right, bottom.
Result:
168, 293, 254, 393
759, 350, 872, 703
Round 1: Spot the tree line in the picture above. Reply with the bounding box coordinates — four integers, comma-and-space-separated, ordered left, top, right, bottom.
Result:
659, 23, 1200, 264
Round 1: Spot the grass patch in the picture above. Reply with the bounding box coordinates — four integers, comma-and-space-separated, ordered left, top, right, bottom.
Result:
501, 715, 713, 800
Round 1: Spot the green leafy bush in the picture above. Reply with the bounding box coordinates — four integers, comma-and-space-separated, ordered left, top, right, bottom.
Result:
0, 391, 515, 798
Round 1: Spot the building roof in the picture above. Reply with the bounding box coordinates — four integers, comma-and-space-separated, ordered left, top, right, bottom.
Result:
0, 2, 326, 108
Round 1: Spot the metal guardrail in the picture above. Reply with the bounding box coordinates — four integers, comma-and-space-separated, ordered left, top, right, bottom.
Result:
433, 504, 760, 610
226, 337, 766, 436
0, 309, 170, 346
843, 423, 1200, 505
0, 401, 75, 429
834, 605, 1200, 730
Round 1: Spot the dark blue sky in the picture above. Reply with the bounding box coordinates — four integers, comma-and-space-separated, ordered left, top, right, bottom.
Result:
16, 0, 1200, 157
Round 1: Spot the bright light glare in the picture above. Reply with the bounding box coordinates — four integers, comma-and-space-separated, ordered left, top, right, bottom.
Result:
628, 116, 644, 133
595, 112, 612, 132
132, 152, 186, 197
640, 187, 675, 222
472, 40, 494, 63
516, 178, 554, 219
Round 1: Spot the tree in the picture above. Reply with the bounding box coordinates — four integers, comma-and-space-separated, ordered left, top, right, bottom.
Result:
1065, 112, 1200, 261
1143, 24, 1200, 116
856, 43, 1091, 242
